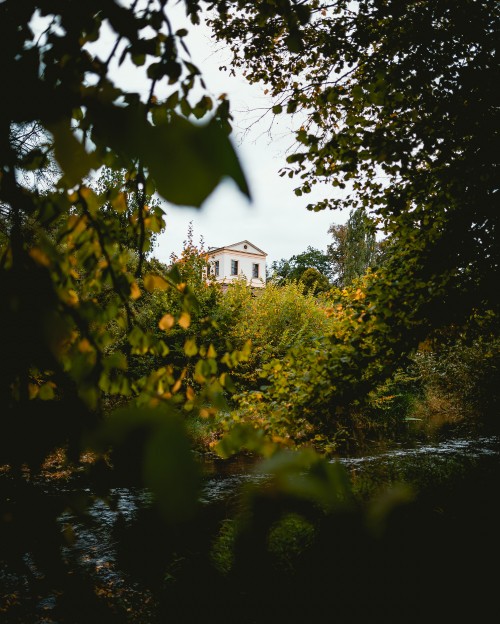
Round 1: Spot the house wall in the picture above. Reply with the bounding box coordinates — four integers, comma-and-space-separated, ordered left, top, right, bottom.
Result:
209, 248, 266, 288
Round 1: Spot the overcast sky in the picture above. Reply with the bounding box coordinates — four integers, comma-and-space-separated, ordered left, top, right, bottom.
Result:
100, 7, 349, 267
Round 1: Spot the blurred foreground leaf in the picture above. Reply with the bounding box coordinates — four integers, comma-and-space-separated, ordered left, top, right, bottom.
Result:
89, 405, 200, 523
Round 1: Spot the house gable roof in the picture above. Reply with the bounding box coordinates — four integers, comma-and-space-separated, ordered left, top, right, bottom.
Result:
208, 240, 267, 257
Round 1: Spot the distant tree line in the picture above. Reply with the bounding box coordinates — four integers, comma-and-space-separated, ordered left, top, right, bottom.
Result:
270, 206, 382, 292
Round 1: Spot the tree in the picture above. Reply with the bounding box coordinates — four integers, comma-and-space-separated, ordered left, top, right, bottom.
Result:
204, 0, 500, 438
299, 266, 331, 295
210, 0, 500, 334
91, 167, 166, 261
168, 222, 213, 297
328, 207, 380, 287
0, 0, 249, 470
270, 246, 332, 284
0, 5, 258, 614
146, 223, 223, 373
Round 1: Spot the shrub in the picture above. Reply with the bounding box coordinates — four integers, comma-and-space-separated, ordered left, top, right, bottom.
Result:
215, 281, 333, 388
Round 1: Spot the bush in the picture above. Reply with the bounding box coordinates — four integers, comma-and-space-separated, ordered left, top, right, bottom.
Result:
214, 281, 333, 388
407, 330, 500, 430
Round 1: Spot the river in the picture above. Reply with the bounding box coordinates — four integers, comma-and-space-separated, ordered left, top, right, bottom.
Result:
1, 432, 499, 623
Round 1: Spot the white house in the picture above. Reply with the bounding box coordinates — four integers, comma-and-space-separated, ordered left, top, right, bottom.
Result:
207, 240, 267, 288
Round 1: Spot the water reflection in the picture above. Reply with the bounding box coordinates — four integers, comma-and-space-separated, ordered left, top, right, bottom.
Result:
1, 434, 498, 623
57, 434, 500, 574
337, 434, 500, 468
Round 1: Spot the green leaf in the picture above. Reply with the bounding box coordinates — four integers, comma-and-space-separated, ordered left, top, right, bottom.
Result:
151, 105, 168, 126
147, 115, 251, 206
215, 423, 276, 459
285, 33, 302, 53
131, 53, 146, 66
48, 119, 98, 186
351, 85, 364, 102
257, 450, 354, 511
38, 383, 55, 400
143, 414, 200, 523
92, 106, 250, 207
89, 406, 200, 523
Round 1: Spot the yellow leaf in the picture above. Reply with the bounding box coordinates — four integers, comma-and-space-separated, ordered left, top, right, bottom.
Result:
178, 312, 191, 329
79, 187, 100, 215
184, 338, 198, 357
62, 289, 79, 306
207, 344, 217, 359
172, 379, 182, 394
186, 386, 195, 401
78, 338, 93, 353
199, 408, 210, 418
130, 281, 141, 300
29, 247, 51, 267
111, 191, 127, 213
159, 313, 175, 330
143, 274, 169, 291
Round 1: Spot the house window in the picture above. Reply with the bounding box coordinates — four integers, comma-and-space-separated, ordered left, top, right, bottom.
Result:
252, 263, 259, 278
231, 260, 239, 275
214, 260, 219, 277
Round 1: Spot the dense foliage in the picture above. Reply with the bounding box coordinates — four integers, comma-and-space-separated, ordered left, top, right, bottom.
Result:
0, 1, 254, 526
210, 0, 499, 346
215, 279, 333, 386
1, 2, 499, 622
2, 0, 497, 465
328, 206, 381, 287
270, 245, 332, 283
